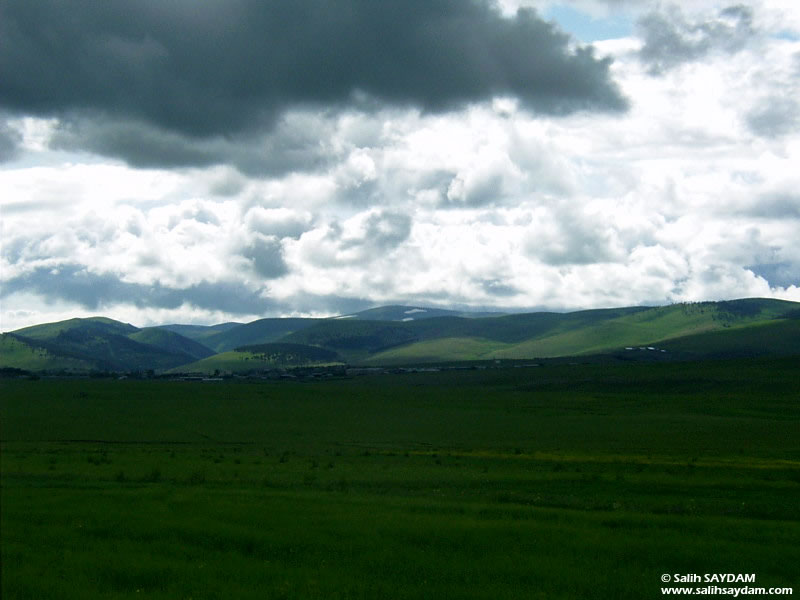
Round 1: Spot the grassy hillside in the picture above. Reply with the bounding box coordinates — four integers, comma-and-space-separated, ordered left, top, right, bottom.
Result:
201, 318, 322, 353
0, 334, 95, 372
12, 317, 138, 340
364, 299, 800, 364
128, 328, 215, 361
3, 318, 216, 372
282, 320, 419, 362
280, 309, 646, 362
157, 323, 242, 343
364, 337, 512, 364
660, 317, 800, 358
4, 298, 798, 372
173, 343, 343, 374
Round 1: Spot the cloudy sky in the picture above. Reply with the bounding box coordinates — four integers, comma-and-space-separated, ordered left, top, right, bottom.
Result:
2, 0, 799, 330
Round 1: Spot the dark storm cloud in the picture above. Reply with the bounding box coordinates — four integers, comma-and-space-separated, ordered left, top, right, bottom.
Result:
50, 113, 338, 175
0, 118, 21, 162
0, 1, 627, 150
1, 263, 379, 319
0, 264, 279, 315
638, 4, 756, 74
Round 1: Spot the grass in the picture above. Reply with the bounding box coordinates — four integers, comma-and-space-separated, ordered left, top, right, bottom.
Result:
175, 343, 344, 374
365, 336, 512, 364
358, 300, 800, 364
0, 334, 94, 372
661, 318, 800, 358
2, 357, 799, 598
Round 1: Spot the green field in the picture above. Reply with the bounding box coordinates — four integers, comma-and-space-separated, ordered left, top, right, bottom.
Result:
2, 358, 799, 598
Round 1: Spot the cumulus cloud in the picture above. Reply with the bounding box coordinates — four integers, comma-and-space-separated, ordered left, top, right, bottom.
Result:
300, 210, 413, 267
638, 3, 757, 73
524, 205, 624, 266
745, 96, 800, 138
245, 208, 314, 240
240, 236, 289, 279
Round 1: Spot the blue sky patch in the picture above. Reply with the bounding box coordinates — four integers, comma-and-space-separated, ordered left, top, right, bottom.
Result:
544, 4, 634, 42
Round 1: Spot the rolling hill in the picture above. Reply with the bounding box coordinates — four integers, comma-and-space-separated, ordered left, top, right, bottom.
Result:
127, 328, 215, 361
658, 317, 800, 358
362, 299, 799, 364
1, 317, 215, 372
2, 298, 799, 373
196, 318, 323, 353
172, 343, 343, 374
157, 322, 242, 343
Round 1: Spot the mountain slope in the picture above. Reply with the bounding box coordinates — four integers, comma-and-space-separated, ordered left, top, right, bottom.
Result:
128, 328, 215, 361
13, 317, 138, 341
280, 320, 420, 362
173, 343, 343, 374
200, 318, 322, 353
359, 299, 800, 364
157, 322, 242, 343
3, 298, 798, 372
0, 333, 96, 372
2, 317, 215, 372
659, 317, 800, 358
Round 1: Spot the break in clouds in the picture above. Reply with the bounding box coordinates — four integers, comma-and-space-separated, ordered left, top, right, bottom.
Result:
1, 0, 799, 330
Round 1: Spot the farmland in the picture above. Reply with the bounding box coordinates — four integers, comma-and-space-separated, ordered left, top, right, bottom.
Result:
2, 357, 799, 598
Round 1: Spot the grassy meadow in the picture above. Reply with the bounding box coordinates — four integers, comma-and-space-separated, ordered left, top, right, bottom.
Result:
2, 357, 799, 598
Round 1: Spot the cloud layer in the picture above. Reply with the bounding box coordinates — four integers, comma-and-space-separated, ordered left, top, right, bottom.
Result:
1, 0, 626, 171
1, 1, 799, 330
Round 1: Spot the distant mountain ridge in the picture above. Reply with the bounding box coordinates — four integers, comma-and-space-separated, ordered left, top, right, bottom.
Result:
2, 299, 799, 373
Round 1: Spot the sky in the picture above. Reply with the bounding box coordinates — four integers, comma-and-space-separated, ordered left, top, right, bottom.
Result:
1, 0, 799, 331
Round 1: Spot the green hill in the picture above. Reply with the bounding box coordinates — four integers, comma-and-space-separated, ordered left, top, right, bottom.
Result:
0, 333, 95, 372
197, 306, 505, 353
281, 320, 419, 362
13, 316, 138, 341
363, 336, 512, 364
2, 317, 216, 372
173, 343, 343, 374
362, 299, 800, 364
157, 322, 242, 343
200, 318, 322, 353
659, 317, 800, 358
284, 306, 663, 363
4, 298, 798, 372
128, 328, 215, 361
